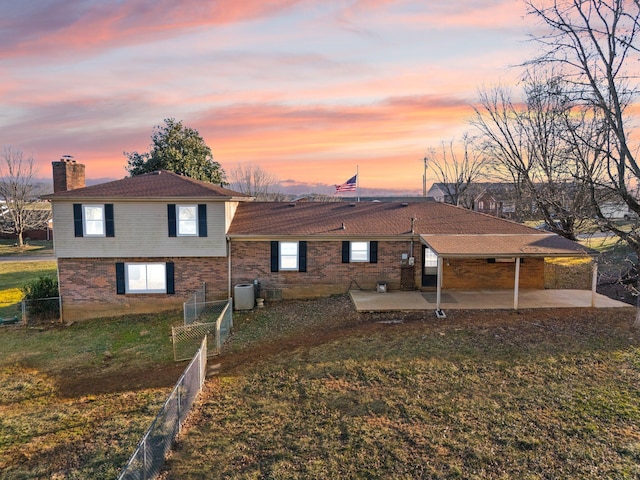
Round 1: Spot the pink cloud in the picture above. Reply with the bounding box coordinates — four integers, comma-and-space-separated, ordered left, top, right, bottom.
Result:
1, 0, 307, 58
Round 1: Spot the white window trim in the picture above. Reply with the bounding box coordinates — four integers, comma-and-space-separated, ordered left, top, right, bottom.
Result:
125, 263, 167, 294
83, 204, 105, 237
350, 241, 369, 262
279, 241, 299, 271
177, 204, 198, 236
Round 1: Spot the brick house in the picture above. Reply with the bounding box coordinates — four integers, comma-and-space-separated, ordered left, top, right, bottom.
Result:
45, 161, 594, 321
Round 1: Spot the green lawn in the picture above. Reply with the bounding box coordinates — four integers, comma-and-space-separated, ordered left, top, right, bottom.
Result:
0, 238, 54, 257
0, 260, 57, 318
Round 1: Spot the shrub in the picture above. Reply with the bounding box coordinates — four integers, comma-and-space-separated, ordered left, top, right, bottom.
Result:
21, 275, 60, 321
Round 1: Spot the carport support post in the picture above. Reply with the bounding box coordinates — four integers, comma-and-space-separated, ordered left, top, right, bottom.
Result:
591, 261, 598, 308
436, 256, 443, 310
513, 257, 521, 310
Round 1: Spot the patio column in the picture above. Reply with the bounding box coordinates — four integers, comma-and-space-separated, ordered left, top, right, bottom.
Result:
591, 261, 598, 308
513, 257, 521, 310
436, 256, 443, 310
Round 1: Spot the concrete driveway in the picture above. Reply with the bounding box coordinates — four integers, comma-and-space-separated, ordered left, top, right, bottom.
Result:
350, 289, 632, 312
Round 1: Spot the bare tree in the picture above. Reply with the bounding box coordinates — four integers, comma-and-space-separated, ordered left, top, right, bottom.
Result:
0, 147, 50, 247
229, 163, 283, 200
524, 0, 640, 323
472, 70, 595, 240
426, 134, 488, 208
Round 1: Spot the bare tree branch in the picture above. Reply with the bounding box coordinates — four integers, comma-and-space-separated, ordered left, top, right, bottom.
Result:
0, 147, 50, 247
426, 134, 488, 208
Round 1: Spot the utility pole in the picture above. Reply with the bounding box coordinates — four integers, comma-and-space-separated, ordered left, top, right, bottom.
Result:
422, 156, 428, 197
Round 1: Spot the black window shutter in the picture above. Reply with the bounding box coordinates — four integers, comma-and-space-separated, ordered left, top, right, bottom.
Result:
168, 204, 177, 237
115, 262, 125, 294
299, 241, 307, 272
342, 241, 350, 263
105, 204, 115, 237
166, 262, 175, 294
271, 241, 279, 272
198, 204, 207, 237
370, 241, 378, 264
73, 204, 83, 237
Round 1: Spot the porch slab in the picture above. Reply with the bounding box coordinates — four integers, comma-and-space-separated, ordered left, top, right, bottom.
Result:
349, 289, 631, 312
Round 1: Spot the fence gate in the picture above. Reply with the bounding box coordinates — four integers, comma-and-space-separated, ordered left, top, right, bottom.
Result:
172, 298, 233, 361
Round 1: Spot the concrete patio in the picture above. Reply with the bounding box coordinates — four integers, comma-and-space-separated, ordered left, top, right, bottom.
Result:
349, 289, 632, 312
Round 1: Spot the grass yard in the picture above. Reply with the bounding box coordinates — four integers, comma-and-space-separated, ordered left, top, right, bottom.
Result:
0, 239, 54, 257
0, 260, 57, 318
164, 296, 640, 479
0, 310, 185, 479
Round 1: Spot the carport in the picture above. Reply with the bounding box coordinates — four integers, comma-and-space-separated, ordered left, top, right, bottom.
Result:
419, 233, 598, 311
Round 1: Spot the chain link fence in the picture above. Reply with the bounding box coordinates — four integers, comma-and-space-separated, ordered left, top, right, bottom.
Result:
117, 336, 207, 480
172, 299, 233, 361
21, 296, 61, 325
183, 282, 206, 325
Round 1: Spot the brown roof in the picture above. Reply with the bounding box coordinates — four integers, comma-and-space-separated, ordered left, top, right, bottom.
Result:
43, 170, 249, 200
228, 201, 547, 237
422, 234, 593, 257
228, 202, 593, 257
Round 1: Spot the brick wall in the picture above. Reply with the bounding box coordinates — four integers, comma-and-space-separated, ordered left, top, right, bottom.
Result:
58, 256, 228, 321
442, 257, 545, 290
52, 160, 85, 193
231, 240, 417, 299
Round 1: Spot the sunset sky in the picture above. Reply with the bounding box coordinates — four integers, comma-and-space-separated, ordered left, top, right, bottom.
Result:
1, 0, 539, 195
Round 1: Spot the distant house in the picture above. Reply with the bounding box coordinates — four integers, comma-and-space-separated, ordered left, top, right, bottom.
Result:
45, 161, 594, 321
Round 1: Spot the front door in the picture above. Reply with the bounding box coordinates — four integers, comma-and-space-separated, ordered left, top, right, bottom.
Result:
421, 245, 438, 287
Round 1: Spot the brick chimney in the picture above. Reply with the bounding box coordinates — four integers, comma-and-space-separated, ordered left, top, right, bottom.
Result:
52, 155, 85, 193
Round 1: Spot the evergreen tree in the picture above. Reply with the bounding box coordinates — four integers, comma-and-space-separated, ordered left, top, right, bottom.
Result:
125, 118, 226, 184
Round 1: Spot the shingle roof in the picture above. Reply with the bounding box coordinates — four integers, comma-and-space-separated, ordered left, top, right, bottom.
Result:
228, 202, 594, 257
43, 170, 249, 200
228, 201, 546, 237
422, 234, 593, 257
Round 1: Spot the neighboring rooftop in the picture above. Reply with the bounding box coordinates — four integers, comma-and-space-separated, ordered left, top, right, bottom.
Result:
43, 170, 250, 200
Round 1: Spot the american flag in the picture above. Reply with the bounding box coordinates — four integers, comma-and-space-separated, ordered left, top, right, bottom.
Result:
335, 174, 357, 193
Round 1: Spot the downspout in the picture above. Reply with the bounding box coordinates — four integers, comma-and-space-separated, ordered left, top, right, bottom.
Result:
591, 261, 598, 308
436, 256, 443, 310
514, 257, 521, 310
226, 236, 231, 299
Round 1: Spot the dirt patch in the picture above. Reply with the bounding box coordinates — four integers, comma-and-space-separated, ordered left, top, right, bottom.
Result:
56, 364, 187, 398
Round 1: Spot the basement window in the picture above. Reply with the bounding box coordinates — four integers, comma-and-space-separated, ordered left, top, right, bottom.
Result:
126, 263, 166, 293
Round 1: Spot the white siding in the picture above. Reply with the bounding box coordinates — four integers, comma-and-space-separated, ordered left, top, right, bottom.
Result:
53, 200, 228, 258
225, 201, 240, 232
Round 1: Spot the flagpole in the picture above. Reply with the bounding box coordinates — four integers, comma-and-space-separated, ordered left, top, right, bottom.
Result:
356, 165, 360, 202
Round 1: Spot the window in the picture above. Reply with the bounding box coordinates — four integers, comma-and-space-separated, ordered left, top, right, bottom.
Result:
73, 203, 114, 237
177, 205, 197, 236
167, 204, 207, 237
83, 205, 105, 236
478, 201, 484, 210
270, 241, 307, 272
424, 246, 438, 268
350, 241, 369, 262
279, 242, 298, 270
342, 241, 378, 264
116, 262, 175, 294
